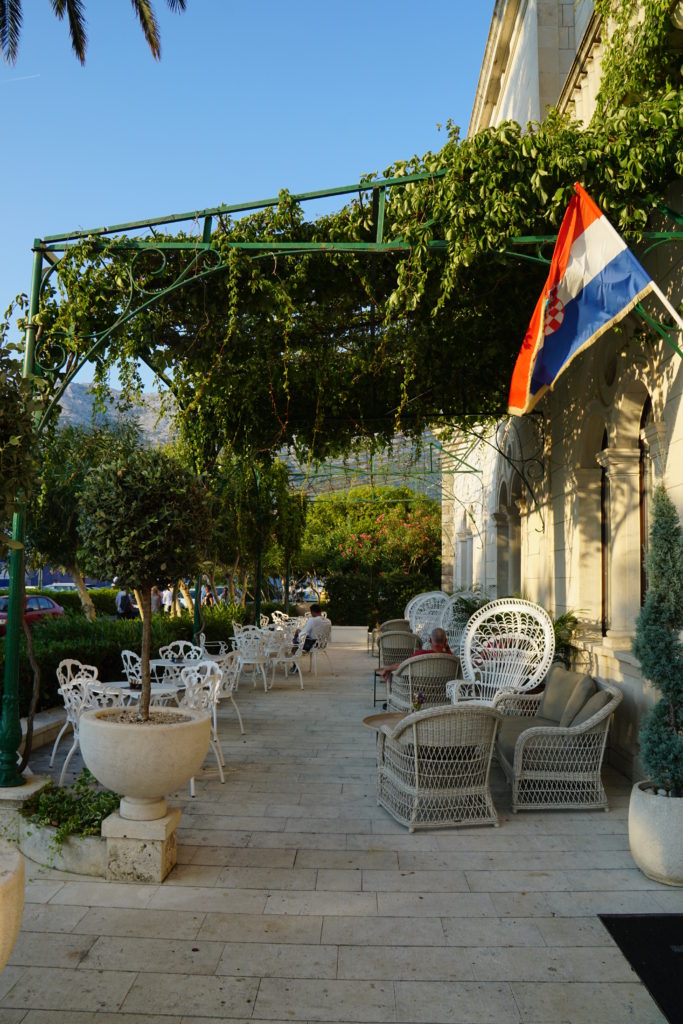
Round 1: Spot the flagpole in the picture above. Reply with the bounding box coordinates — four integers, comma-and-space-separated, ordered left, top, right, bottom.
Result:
634, 282, 683, 362
649, 281, 683, 333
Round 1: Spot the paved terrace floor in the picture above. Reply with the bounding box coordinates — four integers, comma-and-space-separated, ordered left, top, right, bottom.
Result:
2, 626, 678, 1024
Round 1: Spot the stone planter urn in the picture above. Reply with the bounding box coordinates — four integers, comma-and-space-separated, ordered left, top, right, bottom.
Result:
0, 839, 24, 971
79, 707, 211, 821
628, 781, 683, 886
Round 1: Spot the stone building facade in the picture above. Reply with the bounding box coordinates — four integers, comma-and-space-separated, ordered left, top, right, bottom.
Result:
442, 0, 683, 780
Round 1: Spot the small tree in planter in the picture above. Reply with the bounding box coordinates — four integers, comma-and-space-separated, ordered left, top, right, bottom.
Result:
630, 484, 683, 885
79, 444, 210, 720
632, 484, 683, 796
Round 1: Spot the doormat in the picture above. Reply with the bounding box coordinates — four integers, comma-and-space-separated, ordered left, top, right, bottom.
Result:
599, 914, 683, 1024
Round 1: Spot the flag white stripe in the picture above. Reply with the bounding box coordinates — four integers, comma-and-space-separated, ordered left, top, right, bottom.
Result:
554, 216, 626, 308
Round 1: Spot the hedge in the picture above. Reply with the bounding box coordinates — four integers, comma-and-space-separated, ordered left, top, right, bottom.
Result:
2, 603, 247, 715
324, 570, 440, 627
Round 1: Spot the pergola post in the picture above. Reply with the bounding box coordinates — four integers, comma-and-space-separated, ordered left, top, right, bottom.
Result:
0, 248, 42, 787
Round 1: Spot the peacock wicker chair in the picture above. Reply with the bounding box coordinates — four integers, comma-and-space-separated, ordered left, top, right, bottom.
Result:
449, 598, 555, 704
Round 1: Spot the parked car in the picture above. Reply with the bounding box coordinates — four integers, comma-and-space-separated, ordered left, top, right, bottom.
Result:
0, 595, 65, 635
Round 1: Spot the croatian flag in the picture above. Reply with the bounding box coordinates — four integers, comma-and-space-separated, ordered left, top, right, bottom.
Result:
508, 183, 653, 416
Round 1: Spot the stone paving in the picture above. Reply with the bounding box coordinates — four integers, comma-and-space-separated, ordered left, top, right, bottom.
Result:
1, 626, 676, 1023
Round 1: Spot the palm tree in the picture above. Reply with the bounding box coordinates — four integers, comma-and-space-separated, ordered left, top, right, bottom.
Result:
0, 0, 186, 65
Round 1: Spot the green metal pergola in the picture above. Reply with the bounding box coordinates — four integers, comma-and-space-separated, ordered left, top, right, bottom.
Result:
1, 170, 681, 787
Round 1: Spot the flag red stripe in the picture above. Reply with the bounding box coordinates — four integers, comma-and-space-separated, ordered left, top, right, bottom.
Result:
508, 183, 603, 414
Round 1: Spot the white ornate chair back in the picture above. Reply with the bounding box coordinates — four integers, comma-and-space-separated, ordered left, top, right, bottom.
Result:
409, 592, 450, 644
460, 599, 555, 697
121, 649, 142, 684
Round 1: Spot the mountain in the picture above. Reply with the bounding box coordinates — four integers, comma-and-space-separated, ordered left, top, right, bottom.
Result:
57, 382, 174, 445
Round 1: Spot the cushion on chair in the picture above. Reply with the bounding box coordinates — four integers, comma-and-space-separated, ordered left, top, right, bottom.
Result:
559, 675, 597, 727
497, 715, 557, 765
538, 665, 589, 724
570, 689, 612, 727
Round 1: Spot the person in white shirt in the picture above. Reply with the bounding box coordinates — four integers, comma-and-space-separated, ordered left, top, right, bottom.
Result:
161, 586, 173, 614
293, 604, 331, 653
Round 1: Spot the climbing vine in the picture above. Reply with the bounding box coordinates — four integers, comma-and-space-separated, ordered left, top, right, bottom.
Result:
594, 0, 682, 113
19, 1, 683, 464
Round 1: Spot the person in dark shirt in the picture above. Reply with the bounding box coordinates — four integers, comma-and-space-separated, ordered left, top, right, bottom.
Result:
380, 627, 452, 684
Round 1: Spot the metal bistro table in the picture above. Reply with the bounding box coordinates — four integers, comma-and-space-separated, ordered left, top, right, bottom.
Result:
150, 657, 198, 684
92, 680, 183, 707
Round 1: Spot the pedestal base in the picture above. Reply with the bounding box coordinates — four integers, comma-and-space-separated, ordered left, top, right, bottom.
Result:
101, 808, 181, 883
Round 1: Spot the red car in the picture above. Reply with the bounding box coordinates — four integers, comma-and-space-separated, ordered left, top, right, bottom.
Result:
0, 595, 65, 636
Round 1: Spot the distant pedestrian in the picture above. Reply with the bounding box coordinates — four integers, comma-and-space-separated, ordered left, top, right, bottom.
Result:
151, 586, 162, 614
115, 587, 132, 619
162, 586, 173, 614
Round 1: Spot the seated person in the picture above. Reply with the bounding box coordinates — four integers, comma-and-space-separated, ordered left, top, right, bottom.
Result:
380, 627, 452, 684
292, 604, 331, 654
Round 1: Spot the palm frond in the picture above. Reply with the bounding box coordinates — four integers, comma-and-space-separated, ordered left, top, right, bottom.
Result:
49, 0, 87, 64
165, 0, 186, 11
130, 0, 161, 59
0, 0, 23, 65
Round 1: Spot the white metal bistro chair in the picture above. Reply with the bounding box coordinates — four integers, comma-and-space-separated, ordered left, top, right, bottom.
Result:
180, 662, 226, 795
213, 650, 245, 735
305, 631, 332, 678
448, 598, 556, 705
158, 640, 203, 662
50, 659, 98, 768
234, 632, 269, 691
121, 649, 142, 686
56, 675, 124, 785
268, 637, 304, 689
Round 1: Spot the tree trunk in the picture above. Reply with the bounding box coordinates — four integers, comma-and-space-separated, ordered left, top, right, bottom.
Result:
240, 572, 249, 608
284, 561, 290, 613
228, 555, 239, 603
70, 564, 96, 621
133, 588, 144, 620
139, 587, 152, 721
179, 579, 194, 614
171, 581, 180, 617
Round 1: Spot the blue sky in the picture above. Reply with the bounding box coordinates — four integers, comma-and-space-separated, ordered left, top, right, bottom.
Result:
1, 1, 494, 385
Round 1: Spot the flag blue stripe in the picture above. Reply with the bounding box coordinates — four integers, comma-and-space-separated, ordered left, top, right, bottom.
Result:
530, 247, 652, 394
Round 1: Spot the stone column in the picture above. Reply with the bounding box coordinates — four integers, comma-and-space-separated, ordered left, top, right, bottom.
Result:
493, 511, 508, 598
506, 505, 522, 595
575, 468, 602, 627
595, 448, 641, 642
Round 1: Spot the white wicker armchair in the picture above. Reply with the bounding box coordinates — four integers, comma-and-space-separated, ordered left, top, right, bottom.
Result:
387, 652, 461, 713
371, 704, 502, 831
493, 673, 622, 812
374, 630, 420, 705
448, 598, 555, 704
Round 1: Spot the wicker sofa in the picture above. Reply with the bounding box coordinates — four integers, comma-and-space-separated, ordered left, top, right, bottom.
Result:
493, 664, 623, 813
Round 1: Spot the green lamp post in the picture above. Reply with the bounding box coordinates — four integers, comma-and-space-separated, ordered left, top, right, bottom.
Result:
0, 248, 41, 787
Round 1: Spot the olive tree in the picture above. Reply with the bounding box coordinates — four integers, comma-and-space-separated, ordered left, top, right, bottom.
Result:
79, 443, 209, 719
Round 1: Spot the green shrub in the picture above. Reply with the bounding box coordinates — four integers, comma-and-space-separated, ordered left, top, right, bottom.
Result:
88, 588, 117, 616
325, 569, 439, 626
198, 603, 248, 640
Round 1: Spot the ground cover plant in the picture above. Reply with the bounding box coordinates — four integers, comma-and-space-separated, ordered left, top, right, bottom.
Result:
19, 768, 119, 854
